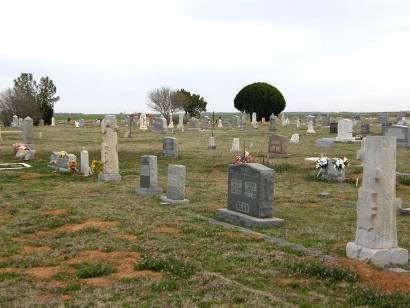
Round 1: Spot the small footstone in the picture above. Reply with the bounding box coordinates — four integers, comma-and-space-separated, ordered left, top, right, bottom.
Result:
318, 192, 330, 198
400, 208, 410, 216
217, 209, 283, 228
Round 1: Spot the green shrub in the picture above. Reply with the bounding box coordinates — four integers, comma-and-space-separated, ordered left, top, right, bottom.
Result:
234, 82, 286, 121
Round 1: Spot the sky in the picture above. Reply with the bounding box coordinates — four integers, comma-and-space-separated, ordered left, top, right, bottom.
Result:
0, 0, 410, 114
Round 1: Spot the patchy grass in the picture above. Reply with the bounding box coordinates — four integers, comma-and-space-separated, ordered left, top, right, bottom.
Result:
74, 262, 116, 279
136, 256, 195, 279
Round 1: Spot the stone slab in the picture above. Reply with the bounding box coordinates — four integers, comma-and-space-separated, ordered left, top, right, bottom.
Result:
160, 196, 190, 205
136, 186, 162, 196
400, 208, 410, 216
98, 173, 122, 182
216, 208, 284, 228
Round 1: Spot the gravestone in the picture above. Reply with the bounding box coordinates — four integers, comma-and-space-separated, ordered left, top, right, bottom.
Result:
361, 123, 370, 134
336, 119, 354, 141
346, 136, 408, 267
139, 113, 148, 130
252, 112, 257, 128
81, 149, 91, 176
267, 135, 288, 157
306, 117, 316, 134
208, 136, 216, 150
230, 138, 240, 152
163, 137, 178, 158
161, 165, 189, 204
11, 115, 18, 127
98, 115, 121, 182
168, 114, 174, 128
48, 152, 77, 173
216, 163, 283, 227
306, 115, 316, 126
39, 119, 44, 126
151, 117, 167, 133
269, 114, 276, 131
382, 125, 410, 148
320, 114, 330, 126
290, 133, 300, 144
320, 158, 345, 182
296, 119, 301, 128
22, 117, 33, 145
136, 155, 162, 196
315, 138, 335, 148
217, 119, 223, 128
78, 119, 85, 128
51, 117, 56, 126
18, 118, 23, 127
379, 113, 390, 126
330, 122, 338, 134
177, 113, 184, 130
187, 118, 200, 130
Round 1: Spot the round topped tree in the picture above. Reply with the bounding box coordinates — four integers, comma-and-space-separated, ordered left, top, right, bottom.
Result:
234, 82, 286, 121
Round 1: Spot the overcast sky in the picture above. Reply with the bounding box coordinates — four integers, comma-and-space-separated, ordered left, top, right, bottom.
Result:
1, 0, 409, 114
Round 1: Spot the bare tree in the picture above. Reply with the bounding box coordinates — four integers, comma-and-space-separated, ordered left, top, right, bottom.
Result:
147, 87, 185, 120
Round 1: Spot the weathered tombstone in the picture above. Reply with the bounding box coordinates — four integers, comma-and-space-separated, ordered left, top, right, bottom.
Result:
163, 137, 178, 158
320, 158, 345, 182
230, 138, 240, 152
11, 115, 18, 127
269, 114, 276, 131
81, 149, 91, 176
136, 155, 162, 196
352, 115, 360, 127
51, 117, 56, 126
187, 117, 200, 130
78, 119, 85, 128
39, 119, 44, 126
306, 117, 316, 134
346, 136, 408, 267
48, 152, 77, 173
267, 135, 288, 157
320, 114, 330, 127
329, 122, 338, 134
161, 165, 189, 204
217, 119, 223, 128
315, 138, 335, 148
139, 113, 148, 130
151, 117, 167, 133
378, 113, 390, 126
296, 119, 301, 128
216, 163, 283, 227
361, 123, 370, 134
168, 114, 174, 128
306, 115, 316, 127
18, 117, 23, 127
98, 115, 121, 182
208, 136, 216, 150
177, 113, 184, 130
382, 125, 410, 148
336, 119, 354, 141
251, 112, 257, 128
290, 133, 300, 144
22, 117, 33, 145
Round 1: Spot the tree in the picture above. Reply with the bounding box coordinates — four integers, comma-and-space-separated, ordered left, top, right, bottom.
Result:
234, 82, 286, 121
179, 89, 207, 118
0, 73, 59, 125
37, 77, 60, 125
147, 87, 184, 120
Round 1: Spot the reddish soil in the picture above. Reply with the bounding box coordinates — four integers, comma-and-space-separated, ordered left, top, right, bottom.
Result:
22, 246, 51, 254
151, 227, 181, 235
19, 173, 47, 180
208, 202, 225, 209
29, 219, 118, 238
224, 231, 263, 240
327, 258, 410, 293
46, 209, 69, 216
303, 203, 322, 209
0, 266, 74, 279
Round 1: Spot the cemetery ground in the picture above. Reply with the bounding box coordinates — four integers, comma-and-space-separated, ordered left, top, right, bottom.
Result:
0, 118, 409, 306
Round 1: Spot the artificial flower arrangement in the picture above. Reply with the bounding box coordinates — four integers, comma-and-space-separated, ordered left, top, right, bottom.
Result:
13, 143, 31, 154
315, 155, 349, 176
91, 160, 104, 174
68, 160, 77, 173
234, 151, 252, 164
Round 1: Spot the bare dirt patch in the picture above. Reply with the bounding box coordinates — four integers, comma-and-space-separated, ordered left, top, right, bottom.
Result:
64, 250, 141, 265
327, 258, 410, 293
29, 219, 118, 238
46, 208, 69, 216
19, 173, 50, 180
224, 231, 263, 240
22, 246, 51, 254
151, 227, 181, 235
0, 266, 74, 280
302, 203, 322, 209
208, 202, 225, 209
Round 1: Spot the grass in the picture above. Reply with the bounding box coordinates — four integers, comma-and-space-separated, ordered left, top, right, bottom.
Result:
0, 118, 409, 306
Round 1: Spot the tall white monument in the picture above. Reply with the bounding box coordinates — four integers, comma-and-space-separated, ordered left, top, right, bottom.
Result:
99, 115, 121, 182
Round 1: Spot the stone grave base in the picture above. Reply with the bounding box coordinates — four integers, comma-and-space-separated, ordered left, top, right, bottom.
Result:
160, 196, 189, 205
136, 186, 162, 196
334, 137, 362, 143
346, 242, 409, 268
208, 145, 216, 150
400, 208, 410, 216
216, 209, 284, 228
48, 165, 71, 173
98, 173, 122, 182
